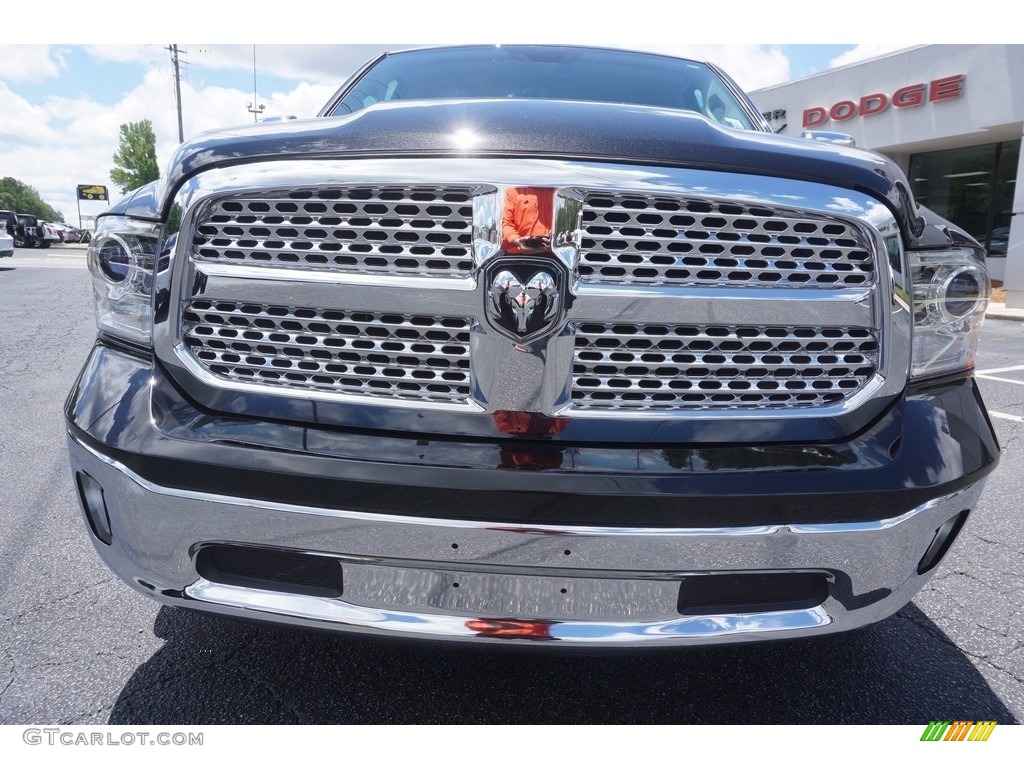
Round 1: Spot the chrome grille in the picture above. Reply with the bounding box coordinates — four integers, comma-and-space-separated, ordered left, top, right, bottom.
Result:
579, 193, 874, 288
571, 323, 878, 410
192, 187, 474, 278
167, 160, 899, 419
182, 300, 472, 403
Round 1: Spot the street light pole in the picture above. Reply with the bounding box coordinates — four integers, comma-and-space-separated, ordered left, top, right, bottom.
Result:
247, 44, 264, 122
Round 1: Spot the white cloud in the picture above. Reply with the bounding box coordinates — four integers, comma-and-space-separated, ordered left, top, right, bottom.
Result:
174, 77, 334, 142
169, 43, 792, 93
623, 45, 791, 90
829, 44, 916, 70
2, 42, 798, 225
265, 81, 338, 120
0, 82, 63, 144
0, 45, 62, 82
83, 45, 166, 65
180, 44, 404, 84
2, 64, 332, 224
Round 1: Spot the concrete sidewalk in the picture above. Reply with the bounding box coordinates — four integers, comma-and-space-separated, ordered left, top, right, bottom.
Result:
986, 302, 1024, 321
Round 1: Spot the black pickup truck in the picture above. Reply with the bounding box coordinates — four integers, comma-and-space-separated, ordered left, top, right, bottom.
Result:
13, 213, 58, 248
65, 45, 998, 648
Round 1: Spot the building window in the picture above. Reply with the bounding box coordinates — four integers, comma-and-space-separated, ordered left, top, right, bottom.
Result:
910, 140, 1019, 258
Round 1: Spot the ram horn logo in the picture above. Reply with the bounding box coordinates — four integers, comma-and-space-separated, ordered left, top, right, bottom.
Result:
488, 270, 560, 340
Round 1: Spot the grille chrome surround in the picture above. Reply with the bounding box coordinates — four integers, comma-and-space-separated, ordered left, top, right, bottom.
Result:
571, 323, 879, 410
192, 187, 475, 278
579, 192, 875, 288
182, 300, 472, 404
157, 159, 911, 427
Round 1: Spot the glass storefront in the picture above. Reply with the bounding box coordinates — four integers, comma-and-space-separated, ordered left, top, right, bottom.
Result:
909, 139, 1020, 258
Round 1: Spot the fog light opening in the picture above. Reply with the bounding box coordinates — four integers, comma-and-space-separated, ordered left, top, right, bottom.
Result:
76, 471, 112, 545
677, 571, 829, 616
195, 544, 344, 598
917, 509, 970, 575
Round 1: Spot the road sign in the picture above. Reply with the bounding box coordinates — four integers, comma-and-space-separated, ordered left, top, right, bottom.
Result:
77, 185, 109, 201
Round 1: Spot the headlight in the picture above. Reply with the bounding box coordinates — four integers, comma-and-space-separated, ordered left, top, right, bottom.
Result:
911, 247, 990, 378
87, 216, 159, 345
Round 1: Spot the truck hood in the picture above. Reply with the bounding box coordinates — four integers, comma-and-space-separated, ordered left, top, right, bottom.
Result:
116, 98, 926, 244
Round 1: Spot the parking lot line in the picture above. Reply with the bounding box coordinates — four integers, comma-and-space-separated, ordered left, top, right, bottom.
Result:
991, 411, 1024, 423
976, 374, 1024, 386
6, 263, 88, 270
989, 410, 1024, 423
976, 364, 1024, 375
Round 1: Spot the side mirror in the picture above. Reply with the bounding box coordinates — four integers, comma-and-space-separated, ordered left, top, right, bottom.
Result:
801, 130, 856, 147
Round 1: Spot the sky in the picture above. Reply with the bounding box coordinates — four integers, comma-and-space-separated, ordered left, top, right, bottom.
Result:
0, 1, 1003, 228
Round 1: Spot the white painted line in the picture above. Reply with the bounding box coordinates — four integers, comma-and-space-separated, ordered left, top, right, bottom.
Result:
989, 410, 1024, 423
976, 364, 1024, 375
6, 263, 87, 270
976, 374, 1024, 386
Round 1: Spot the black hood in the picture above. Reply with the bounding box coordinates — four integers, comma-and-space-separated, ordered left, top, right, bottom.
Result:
123, 98, 927, 245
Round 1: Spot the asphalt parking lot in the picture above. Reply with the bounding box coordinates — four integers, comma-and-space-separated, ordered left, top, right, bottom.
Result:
1, 244, 1022, 724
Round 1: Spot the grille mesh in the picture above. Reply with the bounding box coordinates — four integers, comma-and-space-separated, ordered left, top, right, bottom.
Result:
579, 193, 874, 288
178, 183, 885, 413
182, 300, 472, 403
192, 187, 474, 278
572, 323, 878, 410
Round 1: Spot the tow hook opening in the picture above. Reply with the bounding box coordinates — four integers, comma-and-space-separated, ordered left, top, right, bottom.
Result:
917, 509, 971, 575
76, 471, 112, 545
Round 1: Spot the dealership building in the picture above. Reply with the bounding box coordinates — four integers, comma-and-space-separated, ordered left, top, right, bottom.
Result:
751, 44, 1024, 307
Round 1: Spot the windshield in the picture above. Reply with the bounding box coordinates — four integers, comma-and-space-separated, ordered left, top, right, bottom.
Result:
329, 46, 758, 131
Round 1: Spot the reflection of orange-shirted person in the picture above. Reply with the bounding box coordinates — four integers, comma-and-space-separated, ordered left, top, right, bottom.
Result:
502, 187, 554, 253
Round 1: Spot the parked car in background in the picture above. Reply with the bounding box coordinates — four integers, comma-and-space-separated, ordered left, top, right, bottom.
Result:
68, 44, 998, 648
43, 221, 67, 243
14, 214, 40, 248
0, 223, 12, 258
11, 215, 61, 248
14, 214, 48, 248
39, 221, 61, 246
0, 211, 17, 256
988, 226, 1010, 256
60, 223, 91, 244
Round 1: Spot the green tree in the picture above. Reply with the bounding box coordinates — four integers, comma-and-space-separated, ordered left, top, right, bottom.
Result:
0, 177, 63, 220
110, 119, 160, 194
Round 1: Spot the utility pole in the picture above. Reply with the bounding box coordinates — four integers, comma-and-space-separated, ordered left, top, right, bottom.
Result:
167, 44, 184, 143
246, 44, 264, 122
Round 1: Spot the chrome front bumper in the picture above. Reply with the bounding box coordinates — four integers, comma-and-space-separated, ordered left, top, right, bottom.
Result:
67, 430, 986, 648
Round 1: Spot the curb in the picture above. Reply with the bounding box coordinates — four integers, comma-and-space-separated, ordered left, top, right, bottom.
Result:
985, 303, 1024, 322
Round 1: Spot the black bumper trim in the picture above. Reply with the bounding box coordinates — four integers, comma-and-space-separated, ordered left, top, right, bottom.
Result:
65, 343, 1000, 529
